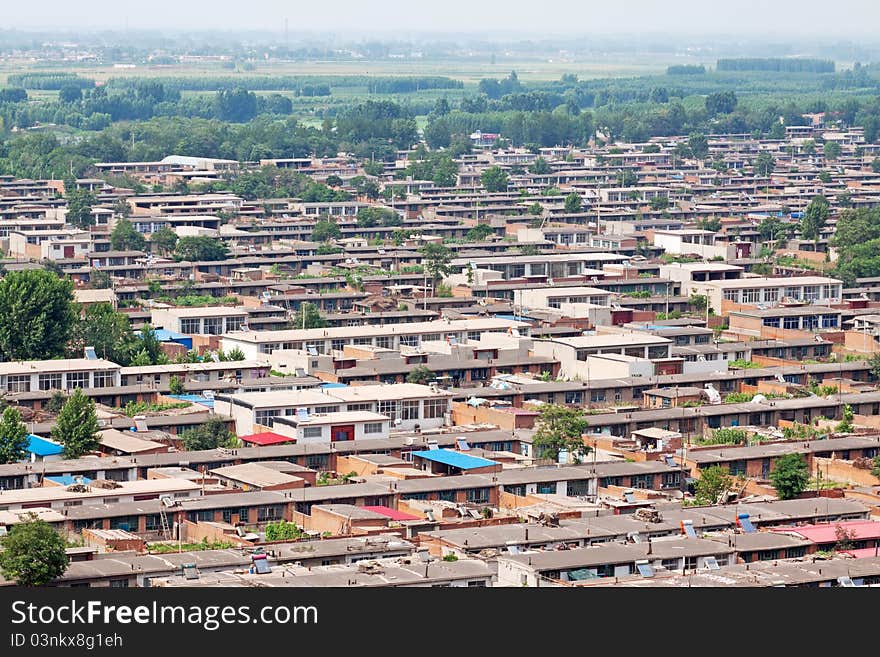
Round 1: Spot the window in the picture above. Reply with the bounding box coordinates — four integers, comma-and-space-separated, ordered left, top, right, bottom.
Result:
38, 373, 62, 391
256, 505, 284, 522
93, 370, 115, 388
743, 289, 761, 304
180, 318, 200, 334
564, 391, 583, 404
7, 375, 30, 393
376, 336, 392, 349
203, 317, 223, 335
302, 427, 323, 439
378, 400, 398, 420
466, 487, 490, 504
590, 390, 605, 403
305, 454, 328, 470
363, 422, 383, 435
254, 409, 279, 427
226, 316, 244, 332
66, 371, 89, 389
109, 515, 139, 531
144, 514, 162, 532
331, 339, 345, 351
424, 398, 447, 419
401, 400, 419, 421
567, 480, 590, 497
537, 482, 555, 494
467, 580, 487, 587
186, 510, 214, 522
783, 316, 799, 330
764, 287, 779, 302
661, 558, 679, 571
728, 460, 747, 477
222, 507, 250, 524
631, 474, 652, 489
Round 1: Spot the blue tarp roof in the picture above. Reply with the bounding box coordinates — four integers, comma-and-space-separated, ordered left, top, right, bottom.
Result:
45, 475, 91, 486
411, 448, 497, 470
493, 314, 531, 322
27, 434, 63, 457
167, 394, 214, 409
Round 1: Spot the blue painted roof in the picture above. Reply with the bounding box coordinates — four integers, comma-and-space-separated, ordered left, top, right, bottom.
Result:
149, 329, 192, 343
167, 394, 214, 410
45, 475, 91, 486
411, 448, 497, 470
27, 434, 63, 457
493, 314, 531, 322
320, 382, 348, 389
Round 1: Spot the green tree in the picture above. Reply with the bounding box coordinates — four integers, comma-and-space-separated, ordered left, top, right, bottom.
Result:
224, 346, 245, 361
480, 166, 509, 192
265, 520, 303, 540
292, 302, 328, 329
419, 242, 453, 286
563, 192, 583, 213
65, 186, 96, 229
112, 197, 132, 218
532, 404, 590, 463
89, 269, 111, 289
150, 227, 179, 255
406, 365, 436, 385
181, 417, 236, 451
705, 90, 737, 116
688, 294, 709, 312
0, 517, 69, 586
174, 236, 229, 261
769, 453, 810, 500
45, 391, 67, 414
693, 465, 733, 505
52, 388, 100, 459
688, 133, 709, 160
754, 151, 776, 176
465, 224, 494, 241
615, 169, 638, 187
110, 219, 146, 251
823, 141, 841, 160
529, 157, 551, 174
169, 375, 185, 395
0, 406, 28, 464
801, 195, 829, 242
0, 270, 76, 361
312, 218, 341, 242
836, 404, 854, 433
527, 202, 543, 216
136, 324, 165, 365
69, 302, 136, 363
356, 207, 401, 228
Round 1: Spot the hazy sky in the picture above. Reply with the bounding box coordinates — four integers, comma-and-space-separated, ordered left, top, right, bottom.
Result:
6, 0, 880, 36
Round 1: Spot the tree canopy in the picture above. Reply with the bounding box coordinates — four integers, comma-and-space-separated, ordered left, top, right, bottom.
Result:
0, 517, 69, 586
0, 270, 76, 361
0, 407, 28, 465
769, 453, 810, 500
532, 404, 590, 463
52, 388, 100, 459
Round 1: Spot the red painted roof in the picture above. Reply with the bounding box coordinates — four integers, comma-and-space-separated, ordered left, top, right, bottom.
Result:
239, 432, 295, 446
774, 521, 880, 544
841, 547, 880, 559
361, 506, 421, 521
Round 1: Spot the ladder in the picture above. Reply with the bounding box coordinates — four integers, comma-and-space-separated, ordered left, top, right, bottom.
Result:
158, 507, 172, 540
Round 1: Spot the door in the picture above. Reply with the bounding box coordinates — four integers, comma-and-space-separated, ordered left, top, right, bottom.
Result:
64, 245, 74, 258
331, 425, 354, 441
